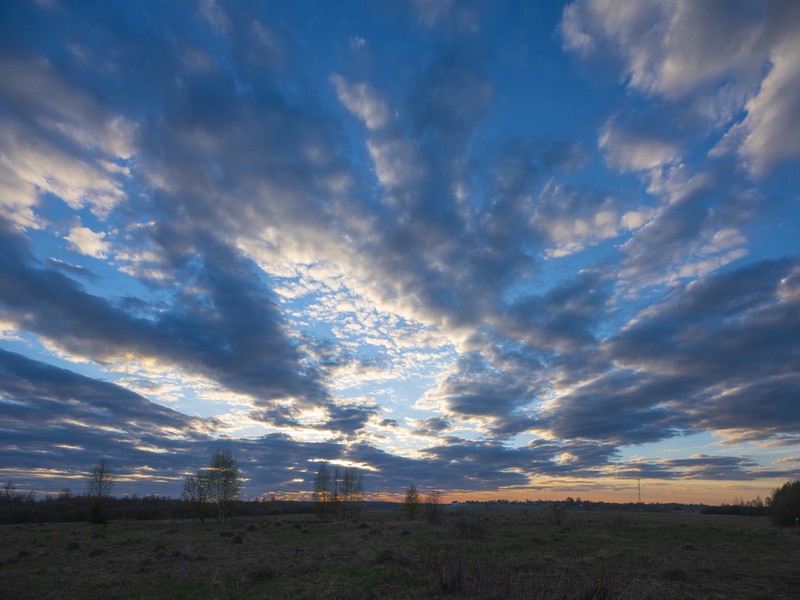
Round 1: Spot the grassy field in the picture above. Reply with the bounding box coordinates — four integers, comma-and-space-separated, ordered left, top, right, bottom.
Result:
1, 508, 798, 599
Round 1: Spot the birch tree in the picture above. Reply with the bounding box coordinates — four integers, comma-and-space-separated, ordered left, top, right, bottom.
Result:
313, 463, 333, 520
207, 450, 240, 524
338, 467, 364, 522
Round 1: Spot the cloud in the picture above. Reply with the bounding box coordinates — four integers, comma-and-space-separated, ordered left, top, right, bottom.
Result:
502, 270, 611, 353
540, 258, 800, 446
562, 0, 800, 174
0, 55, 135, 227
0, 219, 330, 416
65, 226, 112, 259
617, 165, 758, 288
734, 36, 800, 175
0, 348, 212, 488
599, 116, 679, 173
561, 0, 765, 97
1, 0, 797, 500
330, 74, 393, 131
531, 182, 625, 257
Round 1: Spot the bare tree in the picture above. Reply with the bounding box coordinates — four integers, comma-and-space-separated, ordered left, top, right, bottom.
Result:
402, 484, 420, 520
207, 449, 240, 524
313, 464, 364, 522
313, 463, 333, 520
338, 467, 364, 522
182, 471, 211, 522
86, 459, 114, 524
1, 481, 18, 517
423, 488, 443, 524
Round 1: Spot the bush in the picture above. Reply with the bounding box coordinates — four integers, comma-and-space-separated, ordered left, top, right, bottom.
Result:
453, 514, 483, 539
768, 479, 800, 526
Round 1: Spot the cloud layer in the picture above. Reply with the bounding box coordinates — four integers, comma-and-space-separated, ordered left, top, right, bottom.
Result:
0, 0, 798, 501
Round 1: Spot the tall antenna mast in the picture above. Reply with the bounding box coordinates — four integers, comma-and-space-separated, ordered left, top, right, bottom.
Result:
637, 478, 642, 504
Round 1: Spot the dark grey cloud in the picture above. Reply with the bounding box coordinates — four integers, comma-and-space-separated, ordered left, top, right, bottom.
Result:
603, 454, 783, 481
504, 270, 611, 352
660, 455, 761, 481
609, 258, 799, 383
0, 219, 329, 414
0, 348, 210, 490
423, 271, 613, 438
540, 371, 695, 444
0, 348, 618, 497
491, 138, 588, 196
421, 416, 451, 432
542, 258, 800, 445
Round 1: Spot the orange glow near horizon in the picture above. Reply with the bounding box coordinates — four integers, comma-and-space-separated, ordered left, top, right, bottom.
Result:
364, 478, 784, 506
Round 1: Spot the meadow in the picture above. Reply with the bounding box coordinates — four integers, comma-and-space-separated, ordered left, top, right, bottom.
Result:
1, 507, 798, 599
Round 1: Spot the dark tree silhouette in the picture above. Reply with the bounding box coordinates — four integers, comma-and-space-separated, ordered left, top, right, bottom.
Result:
313, 463, 333, 520
423, 488, 443, 524
403, 484, 420, 520
182, 471, 211, 522
86, 459, 114, 524
768, 479, 800, 526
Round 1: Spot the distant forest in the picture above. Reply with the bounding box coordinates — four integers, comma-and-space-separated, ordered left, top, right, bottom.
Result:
0, 487, 397, 525
0, 485, 775, 525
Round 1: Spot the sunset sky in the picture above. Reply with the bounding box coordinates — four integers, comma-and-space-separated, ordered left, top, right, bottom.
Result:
1, 0, 799, 505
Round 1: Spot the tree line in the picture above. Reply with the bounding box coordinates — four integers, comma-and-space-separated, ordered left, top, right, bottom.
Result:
4, 455, 800, 528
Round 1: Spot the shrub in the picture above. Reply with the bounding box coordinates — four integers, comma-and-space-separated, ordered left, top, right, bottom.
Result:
453, 514, 483, 539
549, 502, 566, 526
402, 484, 420, 520
422, 545, 512, 597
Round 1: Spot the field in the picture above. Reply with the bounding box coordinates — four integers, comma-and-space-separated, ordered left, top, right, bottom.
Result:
1, 507, 799, 599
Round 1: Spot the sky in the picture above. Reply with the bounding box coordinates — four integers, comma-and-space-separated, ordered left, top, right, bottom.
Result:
1, 0, 799, 505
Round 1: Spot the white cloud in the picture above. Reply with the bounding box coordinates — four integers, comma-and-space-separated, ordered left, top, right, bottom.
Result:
330, 74, 393, 131
0, 122, 128, 219
676, 248, 748, 280
564, 0, 800, 175
562, 0, 764, 98
533, 182, 630, 258
0, 320, 21, 341
736, 37, 800, 175
0, 144, 40, 229
621, 210, 649, 231
0, 57, 135, 226
65, 226, 112, 259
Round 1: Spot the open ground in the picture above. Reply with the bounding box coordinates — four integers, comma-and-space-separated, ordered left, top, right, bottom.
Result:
1, 508, 799, 599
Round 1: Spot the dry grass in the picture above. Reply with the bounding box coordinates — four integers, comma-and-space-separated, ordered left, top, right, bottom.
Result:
1, 509, 798, 599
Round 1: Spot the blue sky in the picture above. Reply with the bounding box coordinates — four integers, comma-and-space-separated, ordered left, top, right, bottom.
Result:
1, 0, 799, 503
